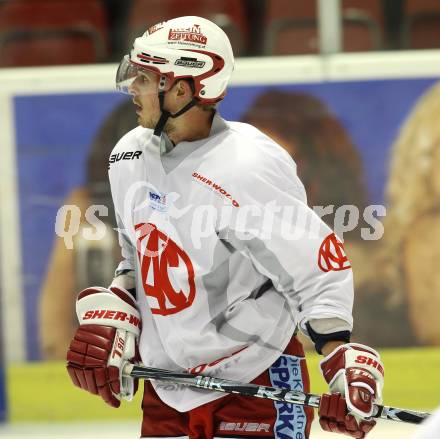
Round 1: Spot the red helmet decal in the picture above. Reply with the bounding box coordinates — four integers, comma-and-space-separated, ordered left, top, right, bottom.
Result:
168, 24, 208, 45
318, 233, 351, 272
146, 23, 164, 35
188, 49, 225, 103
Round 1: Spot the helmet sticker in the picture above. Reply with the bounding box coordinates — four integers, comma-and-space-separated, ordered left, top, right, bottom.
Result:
174, 57, 206, 68
168, 24, 208, 45
146, 23, 164, 35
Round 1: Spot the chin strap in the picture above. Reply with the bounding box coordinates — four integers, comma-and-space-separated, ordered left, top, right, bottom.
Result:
153, 77, 198, 137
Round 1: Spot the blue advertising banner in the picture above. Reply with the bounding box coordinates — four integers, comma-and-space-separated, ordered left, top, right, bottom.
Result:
13, 77, 440, 360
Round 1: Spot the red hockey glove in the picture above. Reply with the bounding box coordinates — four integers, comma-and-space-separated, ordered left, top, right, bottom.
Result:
319, 343, 384, 438
66, 286, 141, 408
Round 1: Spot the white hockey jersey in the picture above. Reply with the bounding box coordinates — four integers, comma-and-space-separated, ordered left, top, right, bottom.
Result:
108, 113, 354, 411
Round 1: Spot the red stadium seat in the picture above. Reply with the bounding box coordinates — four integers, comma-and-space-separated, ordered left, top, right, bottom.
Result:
401, 0, 440, 49
0, 0, 108, 67
263, 0, 383, 55
126, 0, 249, 56
404, 0, 440, 15
343, 0, 384, 28
263, 1, 318, 54
342, 0, 383, 51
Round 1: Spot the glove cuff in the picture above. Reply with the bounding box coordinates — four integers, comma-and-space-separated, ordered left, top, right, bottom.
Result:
320, 343, 383, 384
76, 286, 141, 336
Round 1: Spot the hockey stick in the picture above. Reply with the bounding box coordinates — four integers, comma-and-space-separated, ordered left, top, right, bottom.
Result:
123, 363, 430, 425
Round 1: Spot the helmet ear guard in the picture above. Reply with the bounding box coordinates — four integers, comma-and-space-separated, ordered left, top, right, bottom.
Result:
185, 49, 226, 104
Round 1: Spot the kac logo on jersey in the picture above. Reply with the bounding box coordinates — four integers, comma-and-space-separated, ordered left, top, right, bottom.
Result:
318, 233, 351, 272
149, 191, 167, 212
135, 223, 196, 315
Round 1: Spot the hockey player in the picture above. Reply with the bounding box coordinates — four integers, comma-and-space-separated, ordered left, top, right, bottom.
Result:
66, 16, 384, 439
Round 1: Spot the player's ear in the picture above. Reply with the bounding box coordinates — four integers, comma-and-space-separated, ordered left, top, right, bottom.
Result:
175, 79, 193, 99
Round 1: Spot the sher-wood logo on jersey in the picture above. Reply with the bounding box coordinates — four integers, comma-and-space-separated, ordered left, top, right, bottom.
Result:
168, 24, 207, 44
192, 172, 240, 207
318, 233, 351, 272
135, 223, 196, 315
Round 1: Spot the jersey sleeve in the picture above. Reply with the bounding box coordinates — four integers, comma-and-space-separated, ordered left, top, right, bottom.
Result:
114, 211, 136, 275
107, 133, 137, 287
220, 143, 354, 335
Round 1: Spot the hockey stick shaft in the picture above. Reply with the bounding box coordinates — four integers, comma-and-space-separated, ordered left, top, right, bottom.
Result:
123, 363, 429, 425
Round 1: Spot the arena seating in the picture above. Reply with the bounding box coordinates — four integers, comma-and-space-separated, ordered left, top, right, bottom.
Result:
263, 0, 384, 55
126, 0, 249, 56
0, 0, 108, 67
401, 0, 440, 49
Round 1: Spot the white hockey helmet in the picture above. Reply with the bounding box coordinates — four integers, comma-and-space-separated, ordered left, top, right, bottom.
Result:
116, 16, 235, 104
